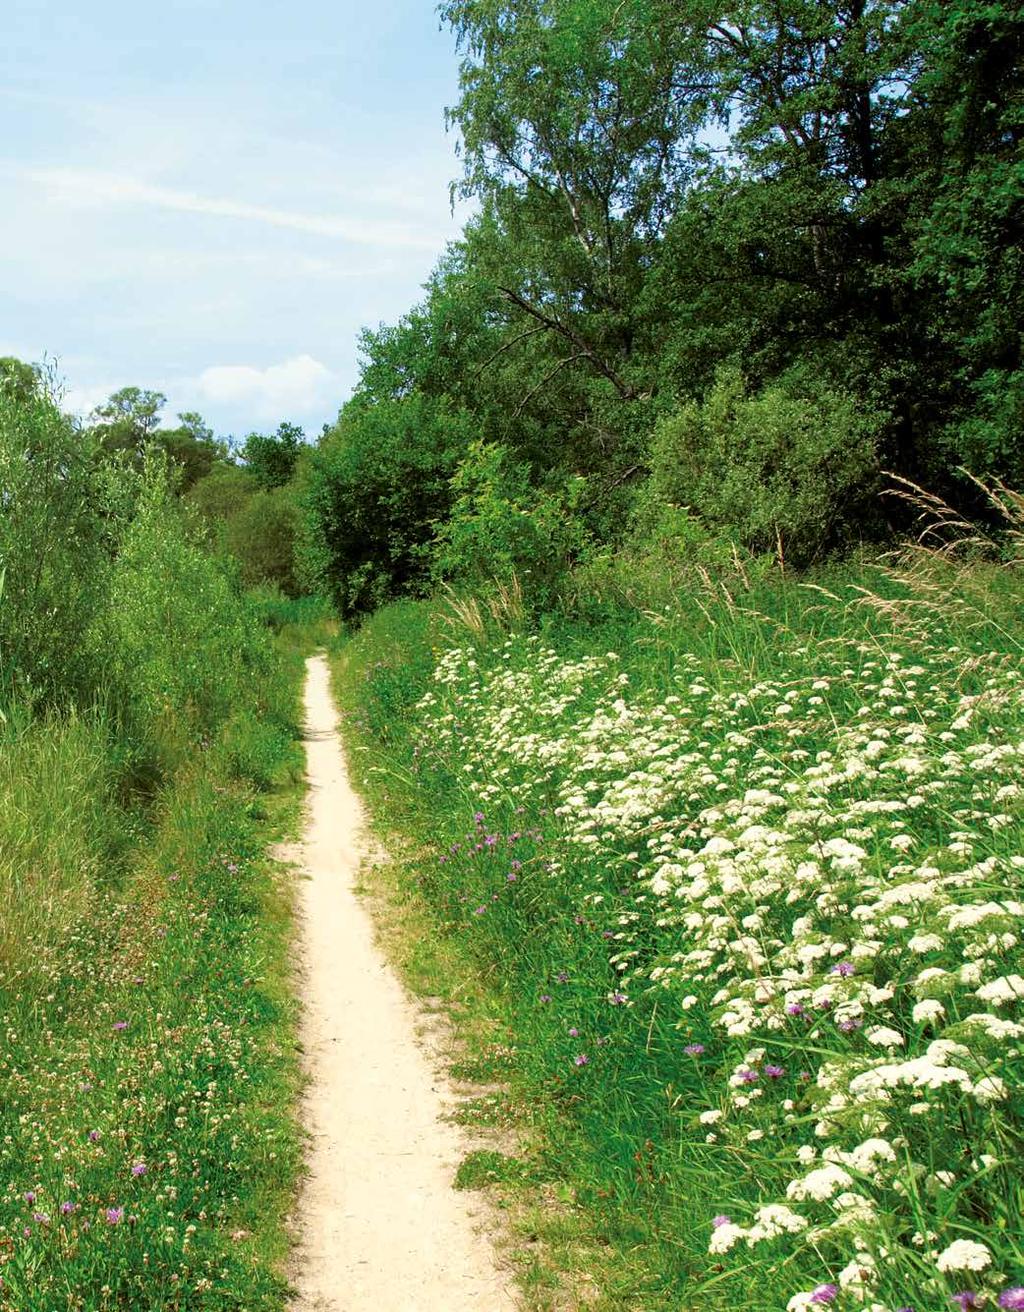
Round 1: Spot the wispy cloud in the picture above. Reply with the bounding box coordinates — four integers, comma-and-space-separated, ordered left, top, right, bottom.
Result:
23, 166, 444, 251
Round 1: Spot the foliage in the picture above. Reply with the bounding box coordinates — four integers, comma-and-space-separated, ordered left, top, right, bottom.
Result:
647, 367, 882, 563
240, 422, 305, 490
223, 485, 302, 596
0, 369, 112, 703
301, 395, 475, 618
98, 462, 273, 750
433, 440, 589, 608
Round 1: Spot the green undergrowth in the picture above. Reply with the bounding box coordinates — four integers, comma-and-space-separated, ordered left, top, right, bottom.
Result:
0, 615, 316, 1310
332, 554, 1024, 1312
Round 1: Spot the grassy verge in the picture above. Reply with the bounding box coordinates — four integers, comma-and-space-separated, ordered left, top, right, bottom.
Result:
332, 558, 1024, 1312
0, 610, 319, 1310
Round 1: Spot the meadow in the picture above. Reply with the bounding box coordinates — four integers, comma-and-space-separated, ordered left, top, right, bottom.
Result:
334, 540, 1024, 1312
0, 373, 323, 1309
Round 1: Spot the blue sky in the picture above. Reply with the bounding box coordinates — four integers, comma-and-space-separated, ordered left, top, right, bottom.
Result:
0, 0, 470, 438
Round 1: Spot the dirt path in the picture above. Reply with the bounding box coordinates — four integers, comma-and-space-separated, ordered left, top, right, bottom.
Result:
288, 655, 516, 1312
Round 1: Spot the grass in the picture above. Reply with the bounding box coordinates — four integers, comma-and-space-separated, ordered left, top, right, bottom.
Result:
332, 549, 1024, 1312
0, 610, 317, 1310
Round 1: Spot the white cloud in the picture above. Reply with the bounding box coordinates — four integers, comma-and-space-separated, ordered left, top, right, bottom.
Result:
194, 354, 339, 424
22, 166, 445, 251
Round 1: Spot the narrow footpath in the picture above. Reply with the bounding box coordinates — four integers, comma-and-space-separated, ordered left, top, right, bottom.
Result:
288, 655, 515, 1312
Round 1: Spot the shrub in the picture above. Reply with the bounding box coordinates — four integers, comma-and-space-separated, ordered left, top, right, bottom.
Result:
0, 367, 112, 703
649, 366, 881, 565
300, 395, 475, 619
97, 461, 273, 757
432, 440, 589, 610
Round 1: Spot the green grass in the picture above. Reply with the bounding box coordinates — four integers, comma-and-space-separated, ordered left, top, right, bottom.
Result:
332, 552, 1024, 1311
0, 613, 316, 1311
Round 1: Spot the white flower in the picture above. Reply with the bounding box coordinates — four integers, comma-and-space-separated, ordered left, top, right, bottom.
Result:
935, 1239, 992, 1273
912, 999, 945, 1026
865, 1026, 905, 1049
699, 1109, 723, 1124
787, 1163, 853, 1202
976, 974, 1024, 1006
972, 1076, 1007, 1105
708, 1222, 746, 1254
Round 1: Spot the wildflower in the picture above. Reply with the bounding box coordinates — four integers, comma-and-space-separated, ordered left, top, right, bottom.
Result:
568, 1027, 579, 1037
684, 1043, 705, 1056
573, 1054, 589, 1067
105, 1208, 124, 1226
951, 1294, 980, 1310
23, 1191, 36, 1205
937, 1241, 992, 1273
60, 1202, 76, 1215
609, 991, 628, 1005
786, 1004, 805, 1016
712, 1214, 731, 1227
764, 1064, 785, 1079
88, 1130, 101, 1142
112, 1021, 128, 1032
831, 961, 855, 977
998, 1290, 1024, 1309
539, 994, 552, 1004
33, 1212, 50, 1225
810, 1286, 839, 1304
556, 971, 569, 983
131, 1163, 147, 1177
473, 905, 486, 916
738, 1068, 759, 1083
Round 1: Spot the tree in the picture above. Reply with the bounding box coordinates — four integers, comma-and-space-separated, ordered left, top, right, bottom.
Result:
90, 387, 167, 460
240, 422, 304, 490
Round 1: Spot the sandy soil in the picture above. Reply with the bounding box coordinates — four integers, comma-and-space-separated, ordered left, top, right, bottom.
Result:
287, 655, 516, 1312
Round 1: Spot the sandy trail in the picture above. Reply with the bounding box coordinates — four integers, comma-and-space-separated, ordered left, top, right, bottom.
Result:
288, 655, 515, 1312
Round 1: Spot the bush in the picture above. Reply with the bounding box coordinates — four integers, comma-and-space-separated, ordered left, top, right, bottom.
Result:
431, 440, 589, 610
649, 365, 882, 565
0, 368, 113, 703
300, 395, 475, 619
224, 485, 301, 595
97, 462, 274, 757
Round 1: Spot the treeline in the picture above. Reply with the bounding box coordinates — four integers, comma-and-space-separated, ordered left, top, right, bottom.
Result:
296, 0, 1022, 619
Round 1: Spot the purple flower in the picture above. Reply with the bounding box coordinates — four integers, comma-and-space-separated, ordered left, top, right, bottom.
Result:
112, 1020, 128, 1032
473, 812, 484, 824
539, 994, 552, 1004
105, 1208, 124, 1226
506, 872, 517, 882
88, 1129, 101, 1142
510, 859, 522, 870
484, 834, 498, 847
810, 1286, 839, 1305
999, 1291, 1024, 1310
556, 971, 569, 984
473, 905, 486, 916
738, 1068, 759, 1083
33, 1212, 50, 1226
786, 1003, 805, 1016
60, 1202, 77, 1216
765, 1065, 785, 1079
839, 1017, 863, 1033
831, 961, 855, 977
568, 1027, 579, 1037
131, 1163, 147, 1177
609, 992, 627, 1006
684, 1043, 705, 1056
573, 1053, 589, 1067
951, 1294, 980, 1311
711, 1214, 732, 1228
23, 1191, 36, 1205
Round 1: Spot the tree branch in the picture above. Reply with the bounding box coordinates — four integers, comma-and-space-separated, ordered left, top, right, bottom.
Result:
497, 286, 637, 399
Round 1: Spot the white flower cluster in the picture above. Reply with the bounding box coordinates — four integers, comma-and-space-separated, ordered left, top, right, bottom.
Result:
413, 631, 1024, 1305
